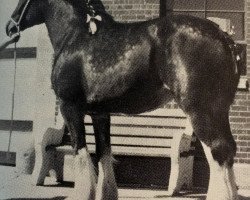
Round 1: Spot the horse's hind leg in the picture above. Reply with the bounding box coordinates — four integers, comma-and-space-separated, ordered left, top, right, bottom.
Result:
187, 110, 238, 200
60, 101, 96, 200
91, 113, 118, 200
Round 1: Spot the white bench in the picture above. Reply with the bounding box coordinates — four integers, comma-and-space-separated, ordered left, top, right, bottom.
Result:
32, 109, 194, 195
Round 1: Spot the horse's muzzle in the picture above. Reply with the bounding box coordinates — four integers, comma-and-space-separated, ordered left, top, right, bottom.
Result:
6, 20, 18, 37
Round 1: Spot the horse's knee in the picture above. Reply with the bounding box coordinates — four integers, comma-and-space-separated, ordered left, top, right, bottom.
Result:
211, 137, 236, 167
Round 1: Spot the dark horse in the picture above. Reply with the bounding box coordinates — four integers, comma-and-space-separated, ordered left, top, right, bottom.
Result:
6, 0, 241, 199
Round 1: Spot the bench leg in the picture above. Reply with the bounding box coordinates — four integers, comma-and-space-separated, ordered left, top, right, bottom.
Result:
32, 128, 64, 185
32, 145, 54, 185
53, 151, 65, 183
168, 118, 194, 195
168, 133, 182, 195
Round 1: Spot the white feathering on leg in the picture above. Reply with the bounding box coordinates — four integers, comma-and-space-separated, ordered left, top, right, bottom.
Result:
73, 148, 97, 200
96, 152, 118, 200
201, 142, 238, 200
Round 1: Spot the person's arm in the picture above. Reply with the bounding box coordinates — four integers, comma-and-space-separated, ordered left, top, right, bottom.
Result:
0, 33, 20, 52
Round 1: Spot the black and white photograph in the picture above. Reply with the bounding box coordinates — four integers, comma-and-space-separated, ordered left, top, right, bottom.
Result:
0, 0, 249, 199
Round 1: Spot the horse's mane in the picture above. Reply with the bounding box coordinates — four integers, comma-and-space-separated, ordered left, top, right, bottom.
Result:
61, 0, 114, 23
89, 0, 115, 24
89, 0, 106, 14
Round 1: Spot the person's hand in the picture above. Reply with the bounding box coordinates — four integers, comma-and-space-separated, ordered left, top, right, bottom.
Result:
7, 33, 20, 45
0, 33, 20, 51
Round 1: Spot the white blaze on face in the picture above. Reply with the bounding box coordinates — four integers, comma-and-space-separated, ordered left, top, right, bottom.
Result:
201, 142, 238, 200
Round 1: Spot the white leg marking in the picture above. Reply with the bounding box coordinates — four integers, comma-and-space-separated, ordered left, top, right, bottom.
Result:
201, 142, 238, 200
73, 148, 96, 200
96, 161, 105, 200
96, 152, 118, 200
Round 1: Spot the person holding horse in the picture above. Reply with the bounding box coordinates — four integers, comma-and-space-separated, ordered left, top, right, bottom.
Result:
0, 33, 20, 51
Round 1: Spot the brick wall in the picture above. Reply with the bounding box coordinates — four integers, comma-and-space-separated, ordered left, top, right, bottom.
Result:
231, 92, 250, 164
100, 0, 250, 163
232, 0, 250, 164
102, 0, 160, 22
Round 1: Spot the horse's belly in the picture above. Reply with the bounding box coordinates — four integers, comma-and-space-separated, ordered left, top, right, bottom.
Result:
87, 87, 173, 114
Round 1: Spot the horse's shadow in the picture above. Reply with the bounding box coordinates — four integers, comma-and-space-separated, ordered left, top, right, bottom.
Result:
44, 181, 74, 188
6, 197, 67, 200
154, 194, 206, 200
239, 195, 250, 200
154, 195, 250, 199
154, 189, 250, 200
6, 196, 250, 200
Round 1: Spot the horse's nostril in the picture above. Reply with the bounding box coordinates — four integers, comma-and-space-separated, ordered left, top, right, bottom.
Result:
6, 21, 18, 36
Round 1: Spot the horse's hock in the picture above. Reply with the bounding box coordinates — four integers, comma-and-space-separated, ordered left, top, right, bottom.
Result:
33, 108, 194, 195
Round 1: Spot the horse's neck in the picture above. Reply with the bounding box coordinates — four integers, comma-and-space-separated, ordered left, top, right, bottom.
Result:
44, 3, 113, 54
46, 21, 85, 54
44, 1, 87, 53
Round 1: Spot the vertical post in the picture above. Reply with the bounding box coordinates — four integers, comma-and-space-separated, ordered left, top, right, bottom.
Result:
160, 0, 174, 18
204, 0, 207, 18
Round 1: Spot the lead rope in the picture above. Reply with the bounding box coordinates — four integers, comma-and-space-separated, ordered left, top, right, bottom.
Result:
7, 42, 18, 160
5, 0, 30, 161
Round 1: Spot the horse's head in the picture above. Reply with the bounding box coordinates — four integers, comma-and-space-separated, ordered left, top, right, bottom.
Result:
6, 0, 45, 37
6, 0, 111, 37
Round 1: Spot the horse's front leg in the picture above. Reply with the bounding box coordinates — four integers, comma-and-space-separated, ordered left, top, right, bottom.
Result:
91, 113, 118, 200
60, 101, 96, 200
189, 110, 238, 200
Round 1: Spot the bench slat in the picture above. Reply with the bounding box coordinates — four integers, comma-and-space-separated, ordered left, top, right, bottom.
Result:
138, 108, 186, 117
85, 115, 186, 128
85, 135, 172, 148
55, 145, 172, 157
56, 109, 187, 157
85, 125, 184, 138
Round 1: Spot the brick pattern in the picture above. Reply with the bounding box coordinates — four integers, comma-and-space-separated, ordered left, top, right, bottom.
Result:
102, 0, 160, 22
101, 0, 250, 163
232, 0, 250, 164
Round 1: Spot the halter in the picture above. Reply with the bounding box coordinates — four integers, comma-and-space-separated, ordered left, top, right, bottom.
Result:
10, 0, 32, 34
